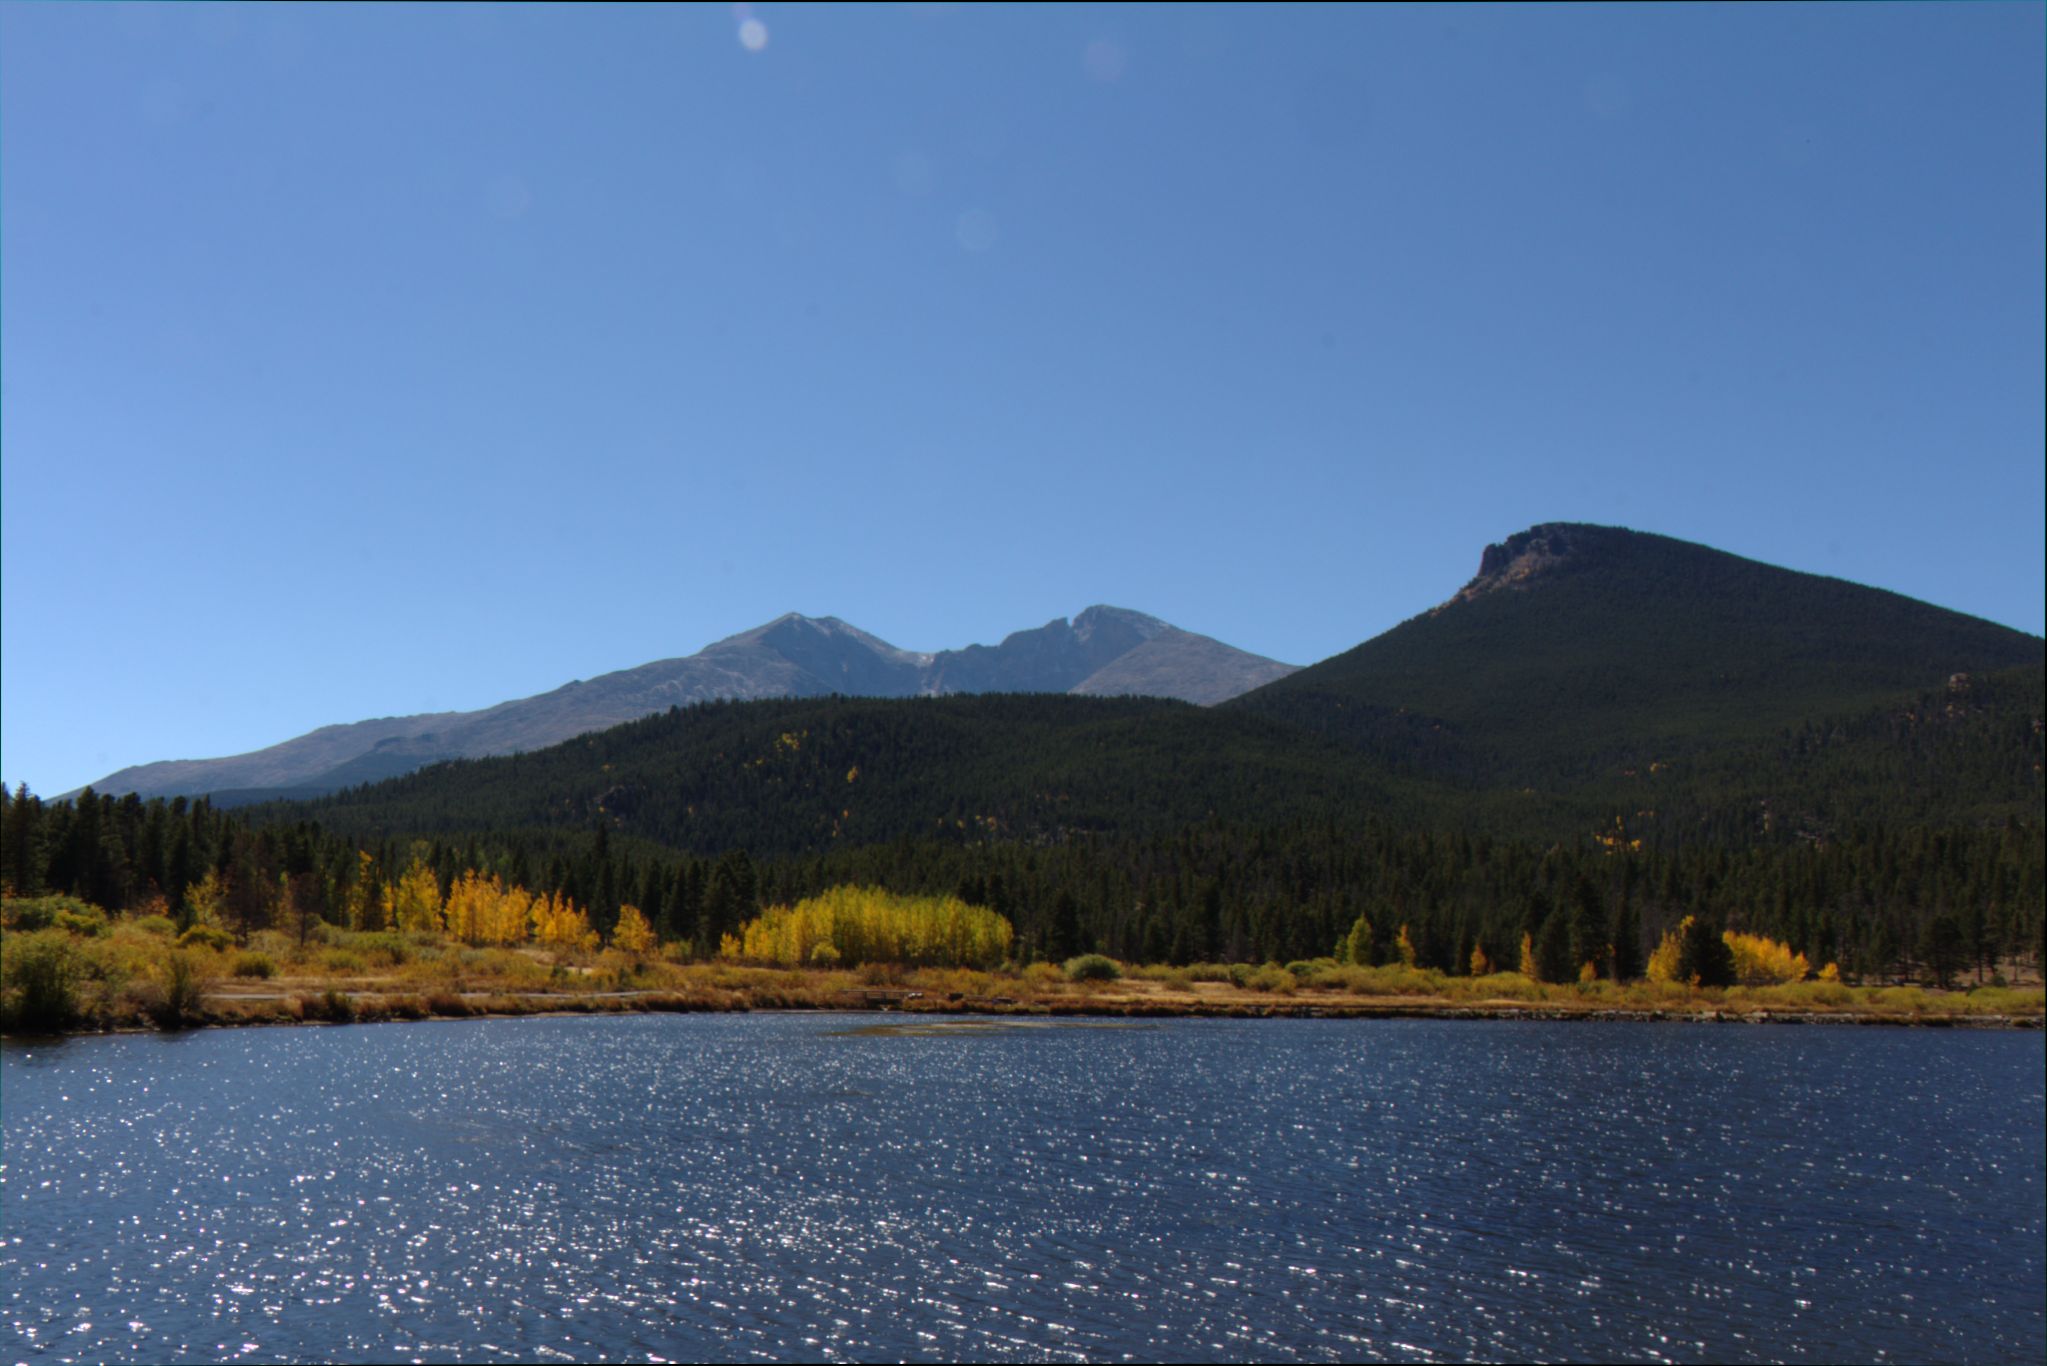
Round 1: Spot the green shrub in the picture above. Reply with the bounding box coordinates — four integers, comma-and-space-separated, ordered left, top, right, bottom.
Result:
231, 952, 276, 980
247, 930, 296, 959
177, 925, 236, 951
3, 895, 106, 934
1, 930, 81, 1030
53, 909, 110, 937
1246, 964, 1296, 993
155, 952, 208, 1027
130, 914, 178, 938
3, 900, 56, 933
320, 948, 366, 973
1064, 953, 1122, 982
1301, 964, 1370, 991
1344, 964, 1445, 997
1965, 985, 2046, 1012
354, 932, 414, 967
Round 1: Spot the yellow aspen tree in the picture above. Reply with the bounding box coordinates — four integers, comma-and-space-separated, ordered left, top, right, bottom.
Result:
387, 859, 443, 935
1518, 932, 1537, 978
1645, 918, 1689, 983
1723, 931, 1809, 985
530, 890, 558, 945
443, 870, 486, 944
534, 890, 595, 953
1395, 924, 1417, 968
1578, 960, 1598, 985
489, 883, 533, 946
1818, 961, 1842, 982
346, 850, 380, 931
1469, 943, 1491, 976
612, 904, 656, 956
185, 869, 229, 929
728, 886, 1011, 967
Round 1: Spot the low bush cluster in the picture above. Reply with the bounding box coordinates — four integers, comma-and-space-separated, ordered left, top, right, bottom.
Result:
1063, 953, 1122, 983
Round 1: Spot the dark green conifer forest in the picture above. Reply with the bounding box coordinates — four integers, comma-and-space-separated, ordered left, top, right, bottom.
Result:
7, 526, 2039, 985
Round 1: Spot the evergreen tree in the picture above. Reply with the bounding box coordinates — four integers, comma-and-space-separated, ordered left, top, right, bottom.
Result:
1534, 912, 1576, 983
1676, 916, 1737, 988
699, 851, 756, 951
1047, 889, 1083, 960
2, 784, 41, 895
1919, 912, 1965, 990
1569, 874, 1606, 977
1610, 895, 1645, 981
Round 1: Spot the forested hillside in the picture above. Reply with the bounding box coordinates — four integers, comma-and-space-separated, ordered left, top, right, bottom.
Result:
1229, 523, 2042, 789
261, 695, 1405, 855
9, 524, 2040, 989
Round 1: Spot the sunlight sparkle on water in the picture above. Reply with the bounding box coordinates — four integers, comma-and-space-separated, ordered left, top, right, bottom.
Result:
1, 1016, 2040, 1363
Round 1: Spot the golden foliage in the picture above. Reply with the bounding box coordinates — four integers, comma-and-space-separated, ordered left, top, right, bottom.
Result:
533, 890, 599, 953
727, 885, 1012, 968
385, 859, 443, 934
184, 869, 228, 930
1594, 816, 1643, 854
443, 870, 534, 946
345, 850, 380, 931
1517, 932, 1536, 979
612, 903, 656, 956
1645, 917, 1689, 984
1646, 920, 1808, 987
1724, 931, 1809, 986
1469, 943, 1491, 977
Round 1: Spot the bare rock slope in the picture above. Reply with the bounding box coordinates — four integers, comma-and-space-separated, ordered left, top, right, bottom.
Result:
88, 607, 1296, 800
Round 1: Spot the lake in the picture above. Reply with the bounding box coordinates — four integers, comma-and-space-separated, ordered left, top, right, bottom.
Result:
3, 1015, 2041, 1363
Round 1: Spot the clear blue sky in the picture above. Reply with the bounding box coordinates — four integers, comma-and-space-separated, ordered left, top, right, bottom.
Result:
4, 3, 2043, 797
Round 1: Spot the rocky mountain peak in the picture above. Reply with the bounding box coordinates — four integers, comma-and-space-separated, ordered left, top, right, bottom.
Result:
1071, 605, 1169, 644
1447, 522, 1608, 608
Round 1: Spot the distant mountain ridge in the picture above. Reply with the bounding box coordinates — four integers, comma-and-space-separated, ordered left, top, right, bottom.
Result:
85, 606, 1298, 801
267, 521, 2042, 860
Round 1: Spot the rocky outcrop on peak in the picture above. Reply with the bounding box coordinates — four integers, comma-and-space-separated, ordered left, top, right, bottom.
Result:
1443, 522, 1610, 609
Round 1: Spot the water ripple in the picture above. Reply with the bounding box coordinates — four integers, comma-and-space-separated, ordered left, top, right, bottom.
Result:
3, 1017, 2041, 1363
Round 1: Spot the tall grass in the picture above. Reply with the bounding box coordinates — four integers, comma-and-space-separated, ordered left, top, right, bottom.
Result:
1, 931, 81, 1031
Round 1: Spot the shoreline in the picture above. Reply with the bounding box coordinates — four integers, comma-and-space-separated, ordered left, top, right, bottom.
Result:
10, 983, 2042, 1039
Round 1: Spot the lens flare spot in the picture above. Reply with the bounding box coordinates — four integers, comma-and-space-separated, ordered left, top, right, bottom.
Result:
1083, 39, 1126, 84
954, 209, 998, 253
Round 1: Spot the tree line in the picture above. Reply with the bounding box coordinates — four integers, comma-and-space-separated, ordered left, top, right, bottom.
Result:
5, 783, 2036, 986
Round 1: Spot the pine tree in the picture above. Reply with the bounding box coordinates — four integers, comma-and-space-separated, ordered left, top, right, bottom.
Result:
1676, 916, 1737, 988
1610, 896, 1645, 981
1048, 889, 1083, 960
1534, 911, 1575, 983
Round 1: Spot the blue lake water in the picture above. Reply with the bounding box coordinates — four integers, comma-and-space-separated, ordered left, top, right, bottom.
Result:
3, 1015, 2042, 1363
